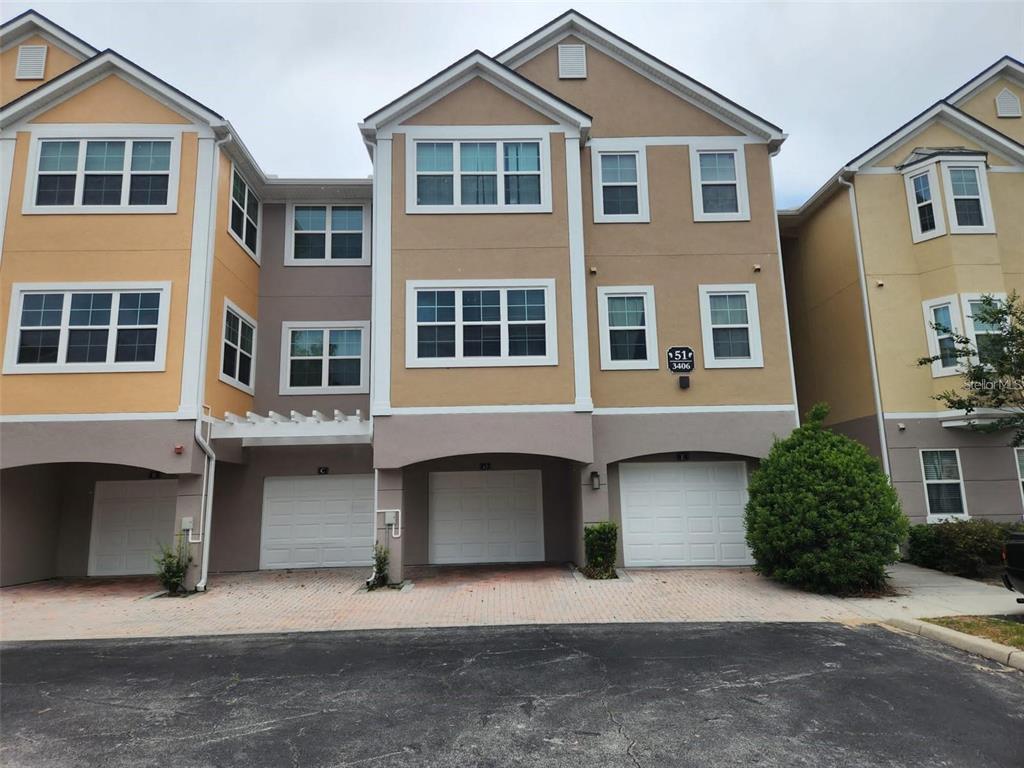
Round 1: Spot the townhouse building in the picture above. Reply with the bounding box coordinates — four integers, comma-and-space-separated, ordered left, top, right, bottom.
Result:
781, 56, 1024, 526
0, 10, 798, 588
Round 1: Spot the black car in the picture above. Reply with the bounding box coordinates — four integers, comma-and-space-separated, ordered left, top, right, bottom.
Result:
1003, 531, 1024, 604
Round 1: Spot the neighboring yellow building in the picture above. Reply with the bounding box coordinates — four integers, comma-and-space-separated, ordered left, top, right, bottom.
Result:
781, 56, 1024, 526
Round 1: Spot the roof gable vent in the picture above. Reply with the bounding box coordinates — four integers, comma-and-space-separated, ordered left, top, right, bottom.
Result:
558, 44, 587, 79
995, 87, 1022, 118
15, 45, 48, 80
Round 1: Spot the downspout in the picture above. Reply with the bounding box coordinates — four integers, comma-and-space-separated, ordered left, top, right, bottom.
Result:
838, 172, 891, 477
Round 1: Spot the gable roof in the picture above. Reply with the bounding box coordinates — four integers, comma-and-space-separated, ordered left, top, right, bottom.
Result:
495, 9, 784, 144
945, 55, 1024, 106
359, 49, 592, 140
0, 9, 98, 58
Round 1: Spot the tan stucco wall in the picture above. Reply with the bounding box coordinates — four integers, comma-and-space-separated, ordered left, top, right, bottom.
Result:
956, 76, 1024, 144
782, 190, 876, 424
0, 34, 83, 106
389, 130, 575, 407
29, 73, 191, 124
0, 128, 199, 414
514, 35, 742, 138
203, 153, 260, 418
404, 77, 555, 126
875, 122, 1013, 167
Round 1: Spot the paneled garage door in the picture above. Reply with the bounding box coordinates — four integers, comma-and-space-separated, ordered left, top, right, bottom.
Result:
429, 470, 544, 564
260, 475, 374, 570
89, 479, 178, 576
619, 462, 753, 567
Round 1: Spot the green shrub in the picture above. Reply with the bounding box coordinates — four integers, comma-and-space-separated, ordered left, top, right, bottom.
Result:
744, 403, 908, 595
906, 519, 1023, 577
154, 536, 192, 595
368, 544, 390, 590
582, 521, 618, 579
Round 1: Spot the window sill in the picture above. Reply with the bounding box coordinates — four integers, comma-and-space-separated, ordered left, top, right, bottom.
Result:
279, 385, 369, 396
948, 226, 997, 236
703, 358, 764, 369
927, 513, 969, 524
911, 228, 945, 244
3, 362, 166, 374
218, 371, 254, 395
599, 359, 659, 371
228, 229, 260, 264
594, 213, 650, 224
406, 356, 558, 369
283, 257, 371, 267
406, 204, 552, 215
22, 204, 178, 215
693, 211, 751, 223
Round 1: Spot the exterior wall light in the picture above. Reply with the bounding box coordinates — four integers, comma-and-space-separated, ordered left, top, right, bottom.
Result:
590, 471, 601, 490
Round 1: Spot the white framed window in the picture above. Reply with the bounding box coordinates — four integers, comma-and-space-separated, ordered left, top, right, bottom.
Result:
920, 449, 968, 522
689, 141, 750, 222
23, 131, 181, 215
903, 165, 946, 243
404, 128, 552, 214
405, 279, 557, 368
3, 282, 171, 374
940, 162, 995, 234
921, 295, 963, 378
229, 167, 260, 260
219, 301, 256, 394
596, 286, 658, 370
279, 321, 369, 395
285, 204, 370, 266
698, 284, 763, 368
591, 148, 649, 223
1015, 448, 1024, 514
960, 292, 1006, 366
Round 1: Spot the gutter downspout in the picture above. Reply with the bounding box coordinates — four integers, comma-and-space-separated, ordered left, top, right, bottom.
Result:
838, 172, 891, 477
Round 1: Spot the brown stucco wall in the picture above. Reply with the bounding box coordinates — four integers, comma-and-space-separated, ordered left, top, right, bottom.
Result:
404, 77, 556, 126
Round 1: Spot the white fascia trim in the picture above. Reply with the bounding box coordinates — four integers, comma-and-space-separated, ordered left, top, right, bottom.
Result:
403, 130, 553, 214
283, 202, 371, 266
591, 143, 650, 223
902, 163, 946, 243
3, 280, 172, 374
688, 139, 751, 222
945, 57, 1024, 105
278, 320, 371, 395
227, 162, 261, 264
938, 160, 996, 235
594, 404, 796, 415
20, 126, 184, 215
0, 411, 185, 423
563, 135, 592, 411
386, 404, 579, 415
404, 278, 558, 368
370, 138, 393, 416
921, 294, 963, 378
0, 13, 98, 58
0, 136, 15, 260
218, 298, 256, 395
920, 447, 969, 522
698, 283, 764, 368
596, 285, 659, 370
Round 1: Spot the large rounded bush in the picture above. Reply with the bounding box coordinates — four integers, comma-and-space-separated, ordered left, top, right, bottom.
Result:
745, 403, 907, 594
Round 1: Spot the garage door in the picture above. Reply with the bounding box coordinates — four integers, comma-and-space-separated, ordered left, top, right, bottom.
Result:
619, 462, 753, 567
89, 480, 178, 576
429, 470, 544, 564
260, 475, 374, 569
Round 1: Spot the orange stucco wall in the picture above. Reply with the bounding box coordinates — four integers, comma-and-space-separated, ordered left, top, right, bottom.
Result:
0, 34, 84, 106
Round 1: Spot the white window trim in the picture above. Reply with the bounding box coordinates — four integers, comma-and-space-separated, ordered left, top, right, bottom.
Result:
283, 202, 371, 266
939, 160, 996, 235
596, 286, 658, 370
228, 164, 261, 263
903, 164, 946, 243
405, 278, 558, 368
698, 283, 764, 368
920, 448, 969, 523
218, 299, 256, 395
688, 139, 750, 222
3, 281, 171, 374
403, 126, 553, 214
22, 126, 182, 215
1015, 447, 1024, 516
278, 320, 370, 395
960, 292, 1006, 367
591, 146, 649, 224
922, 295, 963, 378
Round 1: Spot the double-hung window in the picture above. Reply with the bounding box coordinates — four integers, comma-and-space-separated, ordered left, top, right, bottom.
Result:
280, 321, 368, 394
960, 293, 1006, 366
592, 146, 649, 223
287, 205, 368, 264
903, 166, 945, 242
409, 136, 548, 212
406, 281, 557, 367
3, 283, 170, 373
690, 144, 750, 221
30, 138, 176, 212
698, 284, 763, 368
940, 162, 995, 234
921, 449, 968, 521
922, 296, 962, 377
230, 168, 260, 259
1015, 448, 1024, 510
597, 286, 658, 370
220, 302, 256, 394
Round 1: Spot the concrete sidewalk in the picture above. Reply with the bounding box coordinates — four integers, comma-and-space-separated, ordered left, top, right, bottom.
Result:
1, 563, 1020, 642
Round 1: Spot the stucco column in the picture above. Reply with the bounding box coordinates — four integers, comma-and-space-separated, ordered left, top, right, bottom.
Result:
174, 474, 204, 591
576, 462, 610, 567
375, 468, 404, 584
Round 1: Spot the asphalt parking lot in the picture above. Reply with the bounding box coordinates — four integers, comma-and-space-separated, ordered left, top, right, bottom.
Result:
1, 622, 1021, 767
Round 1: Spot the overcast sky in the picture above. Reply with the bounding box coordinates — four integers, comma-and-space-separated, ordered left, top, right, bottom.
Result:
6, 1, 1023, 207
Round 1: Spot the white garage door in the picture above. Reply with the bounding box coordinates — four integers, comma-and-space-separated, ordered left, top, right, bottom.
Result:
619, 461, 753, 567
89, 480, 178, 576
429, 470, 544, 564
260, 475, 374, 569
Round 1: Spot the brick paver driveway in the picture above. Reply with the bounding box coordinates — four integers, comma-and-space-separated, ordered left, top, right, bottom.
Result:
2, 563, 1019, 642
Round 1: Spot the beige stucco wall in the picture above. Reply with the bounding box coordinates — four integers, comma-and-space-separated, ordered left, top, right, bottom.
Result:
404, 77, 555, 126
956, 76, 1024, 144
0, 34, 83, 106
875, 122, 1013, 167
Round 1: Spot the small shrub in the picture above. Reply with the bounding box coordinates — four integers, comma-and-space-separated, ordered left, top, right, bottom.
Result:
367, 544, 390, 590
745, 403, 908, 595
582, 521, 618, 579
906, 519, 1023, 578
155, 536, 192, 595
